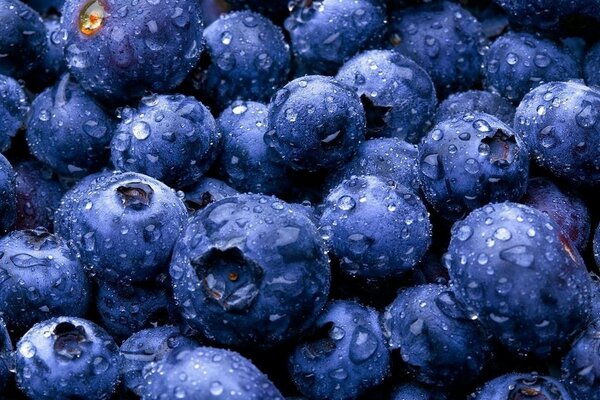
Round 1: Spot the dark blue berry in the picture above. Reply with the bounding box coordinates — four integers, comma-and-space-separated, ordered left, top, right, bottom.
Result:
561, 320, 600, 400
471, 372, 574, 399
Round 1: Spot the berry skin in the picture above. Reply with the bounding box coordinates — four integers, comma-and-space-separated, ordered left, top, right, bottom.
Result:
194, 11, 291, 110
520, 177, 590, 254
514, 81, 600, 185
391, 383, 447, 400
216, 101, 289, 195
561, 320, 600, 400
110, 94, 220, 189
39, 16, 68, 85
26, 74, 115, 177
327, 137, 421, 194
169, 194, 330, 348
418, 112, 529, 221
0, 74, 28, 152
0, 228, 91, 335
585, 41, 600, 88
471, 372, 574, 399
389, 1, 485, 96
383, 284, 491, 388
61, 0, 204, 102
0, 0, 47, 78
289, 300, 390, 400
320, 175, 432, 278
482, 31, 580, 103
434, 90, 515, 125
447, 202, 592, 358
182, 177, 239, 213
119, 326, 198, 396
141, 346, 284, 400
96, 276, 178, 340
56, 171, 187, 284
0, 154, 17, 234
266, 75, 366, 172
336, 50, 437, 143
15, 317, 120, 400
284, 0, 387, 75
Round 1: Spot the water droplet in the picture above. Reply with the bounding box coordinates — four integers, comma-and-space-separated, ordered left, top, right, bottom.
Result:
220, 31, 232, 45
500, 245, 534, 267
210, 381, 224, 396
337, 195, 356, 211
132, 121, 151, 140
493, 228, 512, 241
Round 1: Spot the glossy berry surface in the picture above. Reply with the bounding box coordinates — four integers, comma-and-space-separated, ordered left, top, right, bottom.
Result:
471, 372, 574, 399
434, 90, 515, 125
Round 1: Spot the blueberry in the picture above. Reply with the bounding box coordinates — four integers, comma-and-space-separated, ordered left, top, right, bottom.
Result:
110, 94, 220, 189
182, 177, 239, 213
391, 383, 447, 400
15, 317, 120, 399
120, 326, 198, 396
0, 74, 28, 152
289, 300, 390, 400
320, 175, 431, 278
471, 372, 574, 399
141, 346, 284, 399
216, 101, 289, 195
434, 90, 515, 125
514, 81, 600, 185
62, 0, 204, 102
96, 276, 179, 340
266, 75, 366, 172
561, 320, 600, 400
0, 318, 11, 391
26, 74, 115, 177
389, 1, 485, 96
0, 228, 91, 335
336, 50, 437, 142
193, 11, 291, 110
419, 112, 529, 221
482, 31, 580, 103
0, 154, 17, 234
585, 41, 600, 88
327, 137, 421, 194
169, 194, 330, 348
520, 177, 590, 253
284, 0, 387, 75
57, 171, 187, 284
447, 202, 592, 358
383, 284, 491, 387
0, 0, 47, 79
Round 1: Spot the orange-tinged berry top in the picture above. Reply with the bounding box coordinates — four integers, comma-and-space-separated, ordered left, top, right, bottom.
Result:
79, 0, 106, 36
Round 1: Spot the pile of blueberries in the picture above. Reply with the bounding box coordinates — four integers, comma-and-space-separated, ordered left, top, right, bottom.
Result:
2, 0, 600, 398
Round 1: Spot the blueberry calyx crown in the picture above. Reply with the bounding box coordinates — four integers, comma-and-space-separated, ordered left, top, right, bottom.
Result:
24, 228, 58, 251
360, 95, 392, 136
185, 192, 215, 212
481, 128, 518, 167
116, 182, 154, 210
79, 0, 106, 36
194, 247, 264, 312
508, 376, 565, 400
302, 321, 337, 359
53, 322, 88, 360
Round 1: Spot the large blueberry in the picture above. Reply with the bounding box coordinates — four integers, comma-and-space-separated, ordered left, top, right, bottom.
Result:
514, 81, 600, 185
418, 112, 529, 221
383, 284, 491, 387
336, 50, 437, 143
320, 175, 431, 278
0, 74, 28, 152
482, 31, 580, 103
0, 154, 17, 234
110, 94, 220, 189
285, 0, 387, 75
120, 326, 198, 396
289, 300, 390, 400
169, 194, 330, 348
0, 228, 91, 335
15, 317, 120, 399
62, 0, 204, 102
193, 11, 290, 110
327, 137, 421, 194
520, 177, 590, 253
434, 90, 515, 125
389, 1, 485, 96
141, 346, 283, 399
217, 101, 289, 195
266, 75, 366, 172
471, 373, 574, 399
0, 0, 47, 78
447, 202, 592, 357
26, 74, 115, 177
56, 171, 187, 283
